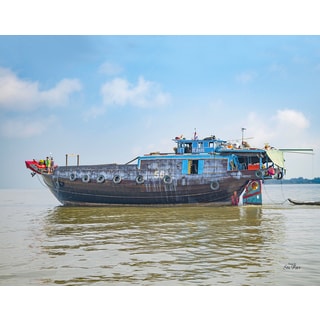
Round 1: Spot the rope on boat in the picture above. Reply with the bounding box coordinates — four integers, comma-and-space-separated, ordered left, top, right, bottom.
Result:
263, 180, 289, 205
279, 180, 288, 203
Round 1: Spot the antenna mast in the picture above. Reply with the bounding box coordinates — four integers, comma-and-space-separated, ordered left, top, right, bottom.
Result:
241, 127, 246, 147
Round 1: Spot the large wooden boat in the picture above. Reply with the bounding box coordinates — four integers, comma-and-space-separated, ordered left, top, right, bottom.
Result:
25, 134, 285, 206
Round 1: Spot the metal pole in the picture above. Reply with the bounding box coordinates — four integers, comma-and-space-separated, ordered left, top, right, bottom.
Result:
241, 128, 246, 147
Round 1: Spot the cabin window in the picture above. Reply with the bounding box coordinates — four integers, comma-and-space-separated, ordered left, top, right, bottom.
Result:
197, 142, 204, 153
185, 143, 192, 153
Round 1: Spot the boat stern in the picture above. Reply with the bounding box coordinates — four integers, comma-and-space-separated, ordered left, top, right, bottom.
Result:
240, 180, 263, 205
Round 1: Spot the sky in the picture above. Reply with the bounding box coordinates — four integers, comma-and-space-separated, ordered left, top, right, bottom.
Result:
1, 0, 320, 189
1, 35, 319, 188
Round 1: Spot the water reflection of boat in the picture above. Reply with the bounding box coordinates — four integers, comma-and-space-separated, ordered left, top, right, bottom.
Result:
288, 199, 320, 206
41, 205, 284, 285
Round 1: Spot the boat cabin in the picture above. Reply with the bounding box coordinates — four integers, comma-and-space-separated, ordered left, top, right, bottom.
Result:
174, 137, 225, 154
173, 137, 285, 179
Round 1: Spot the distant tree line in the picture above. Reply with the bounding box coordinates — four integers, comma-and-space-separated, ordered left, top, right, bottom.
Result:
266, 177, 320, 184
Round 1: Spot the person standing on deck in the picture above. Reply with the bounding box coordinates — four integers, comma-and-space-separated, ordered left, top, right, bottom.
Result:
231, 191, 239, 206
50, 157, 54, 173
45, 156, 51, 173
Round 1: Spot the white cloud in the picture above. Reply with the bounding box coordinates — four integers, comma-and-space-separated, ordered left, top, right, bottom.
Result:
243, 108, 310, 150
101, 76, 171, 108
99, 62, 123, 75
0, 67, 82, 111
275, 109, 309, 129
39, 79, 82, 106
0, 115, 57, 138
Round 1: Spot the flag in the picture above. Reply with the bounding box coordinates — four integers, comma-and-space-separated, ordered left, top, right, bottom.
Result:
193, 130, 198, 140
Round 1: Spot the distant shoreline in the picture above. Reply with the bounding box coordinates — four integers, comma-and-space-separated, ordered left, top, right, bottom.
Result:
265, 177, 320, 184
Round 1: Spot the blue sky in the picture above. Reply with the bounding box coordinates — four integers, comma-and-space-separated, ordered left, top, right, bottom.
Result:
0, 35, 319, 188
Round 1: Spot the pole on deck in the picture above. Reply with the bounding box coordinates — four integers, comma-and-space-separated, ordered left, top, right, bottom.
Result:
65, 154, 80, 166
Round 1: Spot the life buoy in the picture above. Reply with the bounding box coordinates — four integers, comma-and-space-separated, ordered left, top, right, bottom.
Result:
97, 175, 105, 183
255, 170, 263, 178
163, 175, 172, 184
69, 172, 77, 181
210, 180, 220, 191
277, 171, 283, 180
82, 174, 90, 183
113, 175, 122, 184
250, 181, 259, 190
136, 175, 144, 184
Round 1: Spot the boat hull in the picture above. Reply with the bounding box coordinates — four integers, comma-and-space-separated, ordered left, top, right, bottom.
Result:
41, 165, 260, 206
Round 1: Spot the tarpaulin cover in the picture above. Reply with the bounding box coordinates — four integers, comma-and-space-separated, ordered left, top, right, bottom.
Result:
266, 150, 285, 168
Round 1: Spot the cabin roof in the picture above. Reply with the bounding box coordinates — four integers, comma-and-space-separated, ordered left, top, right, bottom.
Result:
173, 138, 226, 143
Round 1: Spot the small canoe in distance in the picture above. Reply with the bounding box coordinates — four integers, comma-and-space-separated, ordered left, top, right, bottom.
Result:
288, 198, 320, 206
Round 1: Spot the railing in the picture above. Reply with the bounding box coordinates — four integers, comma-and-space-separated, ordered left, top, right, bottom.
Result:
192, 147, 205, 153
